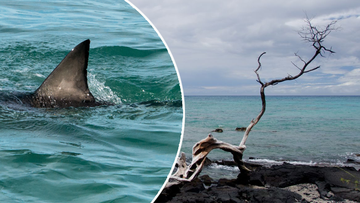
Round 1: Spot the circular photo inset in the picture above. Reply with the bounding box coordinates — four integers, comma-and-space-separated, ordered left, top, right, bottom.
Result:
0, 1, 183, 202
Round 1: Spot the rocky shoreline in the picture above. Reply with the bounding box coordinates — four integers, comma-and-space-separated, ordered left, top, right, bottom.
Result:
155, 161, 360, 203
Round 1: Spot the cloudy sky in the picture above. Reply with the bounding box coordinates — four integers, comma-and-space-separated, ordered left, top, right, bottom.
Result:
128, 0, 360, 95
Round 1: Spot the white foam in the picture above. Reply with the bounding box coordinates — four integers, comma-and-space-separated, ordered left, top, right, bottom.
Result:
206, 158, 360, 172
88, 73, 122, 104
209, 163, 239, 171
248, 158, 318, 166
246, 158, 351, 168
34, 73, 45, 78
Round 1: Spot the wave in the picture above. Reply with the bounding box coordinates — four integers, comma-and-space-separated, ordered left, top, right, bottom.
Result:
204, 158, 360, 179
0, 42, 181, 104
0, 43, 167, 61
138, 100, 182, 107
88, 73, 122, 104
210, 157, 359, 170
245, 158, 320, 167
91, 46, 167, 58
87, 73, 181, 104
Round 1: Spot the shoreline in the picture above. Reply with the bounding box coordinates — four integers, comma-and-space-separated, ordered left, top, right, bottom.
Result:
155, 160, 360, 202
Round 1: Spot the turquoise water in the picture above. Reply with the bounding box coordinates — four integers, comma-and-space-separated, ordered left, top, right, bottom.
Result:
0, 1, 183, 202
182, 96, 360, 177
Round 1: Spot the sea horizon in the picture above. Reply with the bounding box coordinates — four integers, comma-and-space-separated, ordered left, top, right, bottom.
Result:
184, 94, 360, 97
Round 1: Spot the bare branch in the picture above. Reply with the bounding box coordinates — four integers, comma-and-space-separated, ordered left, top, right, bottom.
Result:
298, 18, 337, 56
239, 52, 267, 148
304, 66, 320, 73
239, 17, 337, 151
295, 52, 306, 64
255, 52, 266, 86
291, 61, 302, 71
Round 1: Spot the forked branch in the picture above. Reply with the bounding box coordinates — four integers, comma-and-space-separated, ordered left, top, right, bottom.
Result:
240, 18, 336, 151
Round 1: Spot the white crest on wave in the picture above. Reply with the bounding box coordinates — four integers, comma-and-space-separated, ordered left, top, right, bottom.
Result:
88, 73, 122, 104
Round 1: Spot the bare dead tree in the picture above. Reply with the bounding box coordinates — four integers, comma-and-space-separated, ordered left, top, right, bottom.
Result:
168, 18, 337, 185
239, 18, 337, 149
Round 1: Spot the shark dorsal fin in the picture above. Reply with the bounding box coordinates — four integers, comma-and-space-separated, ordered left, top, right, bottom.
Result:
34, 39, 95, 107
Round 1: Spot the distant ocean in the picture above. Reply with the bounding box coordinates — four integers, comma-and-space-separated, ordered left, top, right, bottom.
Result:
0, 1, 183, 203
182, 96, 360, 179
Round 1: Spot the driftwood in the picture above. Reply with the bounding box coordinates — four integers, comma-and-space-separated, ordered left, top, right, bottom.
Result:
168, 18, 337, 185
171, 134, 248, 183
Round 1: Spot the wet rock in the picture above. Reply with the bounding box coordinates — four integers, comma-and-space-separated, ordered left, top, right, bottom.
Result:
215, 159, 238, 166
168, 192, 215, 203
155, 163, 360, 202
208, 186, 245, 203
199, 175, 213, 186
181, 178, 205, 193
217, 178, 237, 187
203, 157, 213, 166
212, 128, 223, 133
346, 158, 360, 164
155, 181, 183, 203
240, 163, 360, 202
235, 127, 247, 131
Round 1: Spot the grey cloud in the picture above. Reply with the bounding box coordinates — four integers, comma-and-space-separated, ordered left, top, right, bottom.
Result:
129, 0, 360, 95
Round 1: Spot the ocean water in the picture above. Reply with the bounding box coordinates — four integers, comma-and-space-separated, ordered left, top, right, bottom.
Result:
182, 96, 360, 178
0, 1, 183, 202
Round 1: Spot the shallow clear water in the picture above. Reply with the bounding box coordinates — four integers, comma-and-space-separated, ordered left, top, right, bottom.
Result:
0, 1, 183, 202
183, 96, 360, 177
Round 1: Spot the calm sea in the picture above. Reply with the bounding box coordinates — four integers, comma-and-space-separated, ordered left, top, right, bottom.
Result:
0, 1, 183, 203
182, 96, 360, 179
